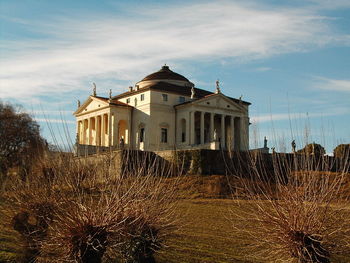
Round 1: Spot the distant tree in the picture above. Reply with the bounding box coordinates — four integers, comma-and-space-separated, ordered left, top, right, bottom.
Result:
297, 143, 326, 156
333, 144, 350, 159
0, 101, 46, 178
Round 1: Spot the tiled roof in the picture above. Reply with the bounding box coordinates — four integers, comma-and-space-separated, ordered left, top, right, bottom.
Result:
141, 65, 189, 82
113, 82, 251, 105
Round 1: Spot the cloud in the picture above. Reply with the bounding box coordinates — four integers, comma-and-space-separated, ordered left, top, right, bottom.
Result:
313, 77, 350, 92
1, 1, 349, 103
34, 118, 75, 124
251, 107, 349, 123
255, 67, 272, 72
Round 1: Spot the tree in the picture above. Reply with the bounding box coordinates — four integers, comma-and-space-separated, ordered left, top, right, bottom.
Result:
0, 101, 46, 177
333, 144, 350, 159
297, 142, 326, 156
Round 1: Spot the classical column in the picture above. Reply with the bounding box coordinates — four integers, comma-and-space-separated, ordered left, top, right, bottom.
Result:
230, 116, 234, 150
88, 118, 91, 145
221, 114, 225, 149
112, 115, 118, 147
96, 116, 100, 146
210, 113, 214, 142
101, 114, 105, 147
240, 117, 249, 151
108, 113, 111, 147
186, 113, 190, 145
200, 111, 205, 145
190, 111, 195, 145
82, 120, 86, 144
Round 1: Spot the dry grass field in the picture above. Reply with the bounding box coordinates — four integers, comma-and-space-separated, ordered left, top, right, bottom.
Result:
1, 197, 350, 263
1, 173, 350, 263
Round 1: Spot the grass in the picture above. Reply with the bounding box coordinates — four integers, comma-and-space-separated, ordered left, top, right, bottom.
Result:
1, 178, 349, 263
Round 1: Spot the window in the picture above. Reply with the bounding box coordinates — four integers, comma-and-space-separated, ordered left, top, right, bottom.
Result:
134, 98, 137, 106
182, 132, 186, 142
179, 96, 185, 103
161, 128, 168, 143
126, 98, 130, 104
140, 94, 145, 101
162, 94, 168, 102
140, 128, 145, 142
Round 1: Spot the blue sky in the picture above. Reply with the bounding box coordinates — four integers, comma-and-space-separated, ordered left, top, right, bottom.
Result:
0, 0, 349, 153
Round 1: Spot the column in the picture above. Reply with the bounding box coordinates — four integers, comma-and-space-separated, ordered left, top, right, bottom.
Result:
92, 117, 96, 145
186, 113, 190, 145
210, 113, 214, 142
200, 111, 205, 144
82, 120, 86, 144
221, 114, 225, 149
107, 113, 111, 147
241, 117, 249, 151
112, 115, 118, 147
190, 111, 195, 145
96, 116, 100, 146
88, 118, 92, 145
101, 114, 105, 146
230, 116, 235, 150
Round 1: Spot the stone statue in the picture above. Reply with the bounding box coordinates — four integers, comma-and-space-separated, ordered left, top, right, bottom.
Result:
77, 100, 81, 108
92, 83, 97, 96
191, 87, 195, 99
213, 129, 218, 142
215, 79, 221, 94
109, 89, 112, 100
291, 140, 296, 153
264, 136, 267, 148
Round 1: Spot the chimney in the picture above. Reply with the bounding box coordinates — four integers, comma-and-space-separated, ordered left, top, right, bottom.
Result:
129, 86, 133, 92
135, 85, 139, 91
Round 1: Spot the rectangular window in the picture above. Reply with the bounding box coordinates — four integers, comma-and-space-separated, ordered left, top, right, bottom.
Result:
182, 132, 186, 142
140, 94, 145, 101
162, 94, 168, 102
140, 128, 144, 142
161, 128, 168, 143
179, 96, 185, 103
126, 98, 130, 104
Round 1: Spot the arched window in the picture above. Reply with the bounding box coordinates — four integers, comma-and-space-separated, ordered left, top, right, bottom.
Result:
159, 122, 169, 143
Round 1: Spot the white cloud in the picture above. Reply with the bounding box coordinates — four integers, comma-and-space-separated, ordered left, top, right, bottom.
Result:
251, 107, 349, 123
34, 118, 75, 124
255, 67, 272, 72
313, 77, 350, 92
0, 1, 349, 102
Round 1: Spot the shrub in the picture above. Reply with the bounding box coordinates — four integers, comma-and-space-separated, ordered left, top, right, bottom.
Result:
0, 101, 47, 180
1, 150, 180, 263
333, 144, 350, 159
229, 151, 350, 262
297, 143, 326, 156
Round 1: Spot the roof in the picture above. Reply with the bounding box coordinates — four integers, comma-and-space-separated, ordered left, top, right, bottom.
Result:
94, 96, 130, 107
113, 82, 211, 100
113, 82, 251, 105
140, 65, 190, 82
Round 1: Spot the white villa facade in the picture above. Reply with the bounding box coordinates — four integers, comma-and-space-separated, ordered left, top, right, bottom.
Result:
74, 65, 250, 152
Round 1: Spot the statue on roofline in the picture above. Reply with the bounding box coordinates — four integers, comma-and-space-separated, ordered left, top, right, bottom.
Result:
92, 83, 97, 96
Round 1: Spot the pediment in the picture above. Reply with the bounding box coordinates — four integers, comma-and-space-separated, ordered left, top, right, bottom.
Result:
74, 96, 110, 116
192, 94, 245, 112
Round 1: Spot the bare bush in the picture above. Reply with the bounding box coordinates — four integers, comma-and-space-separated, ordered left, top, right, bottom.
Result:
1, 150, 180, 263
228, 151, 350, 262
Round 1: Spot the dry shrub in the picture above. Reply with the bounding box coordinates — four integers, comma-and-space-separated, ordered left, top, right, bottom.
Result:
229, 152, 350, 262
1, 150, 180, 263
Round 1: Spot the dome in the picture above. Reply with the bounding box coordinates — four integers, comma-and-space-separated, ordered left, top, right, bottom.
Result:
141, 65, 189, 82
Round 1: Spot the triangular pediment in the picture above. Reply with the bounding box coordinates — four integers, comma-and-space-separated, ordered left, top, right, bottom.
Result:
179, 93, 245, 112
74, 96, 110, 116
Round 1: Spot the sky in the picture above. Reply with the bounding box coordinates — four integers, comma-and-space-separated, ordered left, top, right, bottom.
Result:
0, 0, 349, 153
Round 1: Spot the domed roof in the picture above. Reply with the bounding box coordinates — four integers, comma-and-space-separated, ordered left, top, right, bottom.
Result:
141, 65, 189, 82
